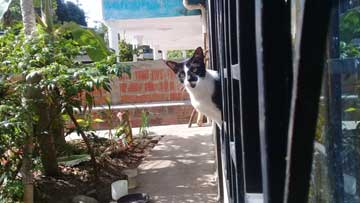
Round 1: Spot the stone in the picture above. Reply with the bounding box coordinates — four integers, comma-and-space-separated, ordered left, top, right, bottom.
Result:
122, 168, 138, 189
72, 195, 98, 203
111, 180, 128, 200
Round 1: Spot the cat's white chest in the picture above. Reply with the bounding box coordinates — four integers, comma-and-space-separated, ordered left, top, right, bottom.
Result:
185, 70, 222, 126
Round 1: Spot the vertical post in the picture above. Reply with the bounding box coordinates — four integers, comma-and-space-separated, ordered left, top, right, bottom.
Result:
237, 0, 263, 194
326, 0, 345, 201
283, 0, 334, 202
207, 0, 224, 200
107, 26, 119, 56
152, 45, 160, 60
182, 50, 187, 59
255, 0, 293, 202
162, 49, 168, 60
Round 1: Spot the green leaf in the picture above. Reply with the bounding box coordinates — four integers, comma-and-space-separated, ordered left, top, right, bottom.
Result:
76, 118, 85, 124
105, 96, 111, 108
0, 0, 12, 20
93, 118, 104, 123
345, 107, 358, 112
85, 81, 94, 91
85, 92, 93, 107
56, 22, 110, 61
62, 114, 70, 122
102, 82, 111, 92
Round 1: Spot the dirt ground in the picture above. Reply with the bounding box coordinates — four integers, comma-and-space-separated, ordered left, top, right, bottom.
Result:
34, 135, 162, 203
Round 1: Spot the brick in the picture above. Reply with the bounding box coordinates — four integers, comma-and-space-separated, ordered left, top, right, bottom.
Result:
130, 118, 141, 127
169, 82, 176, 91
134, 70, 149, 80
91, 88, 103, 97
157, 81, 169, 92
151, 69, 164, 80
151, 93, 169, 101
94, 97, 106, 105
170, 92, 182, 100
121, 94, 153, 103
144, 82, 156, 92
76, 65, 199, 130
174, 82, 184, 91
127, 82, 143, 92
83, 104, 193, 129
167, 69, 176, 79
120, 95, 137, 103
161, 116, 178, 125
135, 94, 152, 103
133, 109, 144, 117
120, 73, 131, 81
119, 83, 127, 92
151, 106, 167, 114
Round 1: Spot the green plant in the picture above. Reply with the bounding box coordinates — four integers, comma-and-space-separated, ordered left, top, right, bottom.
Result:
0, 20, 130, 200
340, 10, 360, 58
167, 49, 194, 60
99, 96, 115, 139
0, 178, 24, 202
139, 110, 150, 138
340, 10, 360, 43
114, 111, 133, 148
118, 38, 137, 62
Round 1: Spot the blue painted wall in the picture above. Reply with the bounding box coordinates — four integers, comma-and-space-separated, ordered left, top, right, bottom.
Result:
103, 0, 202, 20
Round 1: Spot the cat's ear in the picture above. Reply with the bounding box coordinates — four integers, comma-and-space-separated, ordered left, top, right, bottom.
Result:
165, 60, 179, 73
193, 47, 204, 58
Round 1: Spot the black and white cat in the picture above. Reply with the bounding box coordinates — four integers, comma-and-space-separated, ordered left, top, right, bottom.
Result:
165, 47, 222, 127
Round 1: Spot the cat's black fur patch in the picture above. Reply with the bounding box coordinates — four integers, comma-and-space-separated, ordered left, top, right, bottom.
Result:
185, 55, 206, 78
166, 60, 186, 83
212, 79, 222, 111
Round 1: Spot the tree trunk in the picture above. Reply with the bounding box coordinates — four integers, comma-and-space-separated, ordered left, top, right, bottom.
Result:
20, 1, 36, 202
50, 105, 66, 153
41, 0, 53, 32
2, 9, 12, 27
53, 118, 66, 152
67, 110, 99, 180
20, 0, 36, 36
21, 0, 59, 177
35, 99, 59, 177
21, 134, 33, 203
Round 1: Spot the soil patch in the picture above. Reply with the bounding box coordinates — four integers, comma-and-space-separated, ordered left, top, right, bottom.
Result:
34, 134, 162, 203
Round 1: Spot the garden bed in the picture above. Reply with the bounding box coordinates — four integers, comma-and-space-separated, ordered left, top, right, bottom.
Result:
34, 135, 162, 203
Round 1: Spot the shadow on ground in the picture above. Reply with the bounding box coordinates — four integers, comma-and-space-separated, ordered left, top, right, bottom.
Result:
130, 125, 217, 203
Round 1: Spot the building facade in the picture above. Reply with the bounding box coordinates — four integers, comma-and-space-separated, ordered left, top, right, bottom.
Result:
101, 0, 204, 60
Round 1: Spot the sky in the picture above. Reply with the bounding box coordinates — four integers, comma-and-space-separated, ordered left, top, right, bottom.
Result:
66, 0, 102, 28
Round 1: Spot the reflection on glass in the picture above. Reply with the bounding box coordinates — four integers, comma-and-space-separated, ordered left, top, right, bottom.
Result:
309, 2, 360, 202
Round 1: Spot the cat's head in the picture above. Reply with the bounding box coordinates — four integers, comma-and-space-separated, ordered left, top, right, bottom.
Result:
165, 47, 205, 88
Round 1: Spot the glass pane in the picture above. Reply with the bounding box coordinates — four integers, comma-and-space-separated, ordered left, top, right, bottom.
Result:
309, 2, 360, 202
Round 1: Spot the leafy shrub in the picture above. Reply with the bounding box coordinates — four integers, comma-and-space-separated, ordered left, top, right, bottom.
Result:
119, 39, 136, 62
0, 23, 130, 200
167, 49, 194, 60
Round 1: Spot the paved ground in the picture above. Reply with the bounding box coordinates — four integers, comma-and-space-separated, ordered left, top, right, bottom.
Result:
130, 124, 218, 203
